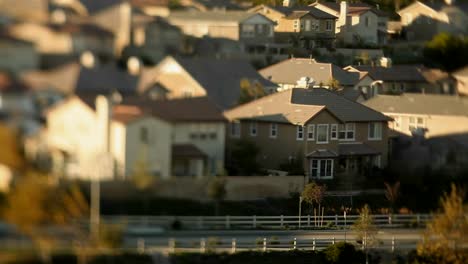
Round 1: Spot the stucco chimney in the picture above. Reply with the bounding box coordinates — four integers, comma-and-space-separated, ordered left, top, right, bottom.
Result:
339, 1, 348, 27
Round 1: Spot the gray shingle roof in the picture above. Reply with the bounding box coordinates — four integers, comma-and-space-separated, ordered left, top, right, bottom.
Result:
225, 88, 390, 124
78, 0, 125, 14
339, 143, 380, 156
363, 93, 468, 116
172, 57, 277, 110
259, 58, 360, 86
350, 65, 428, 82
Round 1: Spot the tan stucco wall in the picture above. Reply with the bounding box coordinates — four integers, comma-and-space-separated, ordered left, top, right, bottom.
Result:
173, 122, 226, 176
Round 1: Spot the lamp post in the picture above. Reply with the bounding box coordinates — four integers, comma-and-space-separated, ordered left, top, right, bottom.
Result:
298, 196, 303, 229
90, 90, 121, 240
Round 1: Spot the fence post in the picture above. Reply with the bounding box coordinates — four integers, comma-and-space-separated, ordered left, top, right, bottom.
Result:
307, 215, 311, 227
226, 215, 231, 229
280, 215, 284, 228
137, 238, 145, 254
198, 216, 203, 229
293, 237, 297, 250
312, 238, 316, 251
263, 237, 267, 252
392, 236, 395, 253
335, 215, 338, 227
253, 215, 257, 228
200, 238, 206, 253
416, 214, 421, 226
169, 238, 176, 253
388, 214, 392, 225
332, 237, 335, 245
231, 238, 236, 254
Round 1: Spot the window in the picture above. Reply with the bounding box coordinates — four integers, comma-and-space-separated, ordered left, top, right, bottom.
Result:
330, 124, 338, 140
257, 24, 264, 34
317, 124, 329, 143
270, 123, 278, 138
296, 125, 304, 140
409, 116, 424, 132
242, 24, 255, 37
310, 159, 334, 179
325, 20, 333, 31
305, 20, 311, 31
338, 123, 355, 140
307, 124, 315, 141
230, 121, 241, 138
140, 127, 148, 144
368, 122, 382, 140
250, 121, 257, 136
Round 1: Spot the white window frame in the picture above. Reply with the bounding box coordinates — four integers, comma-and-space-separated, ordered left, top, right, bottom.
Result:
368, 122, 382, 140
230, 121, 241, 138
330, 124, 338, 140
307, 124, 315, 141
270, 123, 278, 138
316, 124, 329, 144
338, 123, 355, 141
296, 125, 304, 140
242, 24, 255, 37
325, 20, 333, 31
310, 159, 334, 179
250, 121, 257, 137
409, 116, 425, 132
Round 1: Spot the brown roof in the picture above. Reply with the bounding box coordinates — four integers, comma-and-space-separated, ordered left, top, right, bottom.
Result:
123, 96, 227, 123
172, 144, 207, 158
307, 149, 338, 158
112, 105, 146, 124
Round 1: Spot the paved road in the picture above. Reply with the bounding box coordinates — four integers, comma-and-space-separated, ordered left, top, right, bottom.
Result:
124, 228, 424, 251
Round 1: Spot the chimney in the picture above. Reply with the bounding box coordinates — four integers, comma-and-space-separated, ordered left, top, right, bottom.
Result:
283, 0, 295, 7
127, 56, 141, 75
80, 51, 96, 68
380, 57, 392, 68
339, 1, 348, 28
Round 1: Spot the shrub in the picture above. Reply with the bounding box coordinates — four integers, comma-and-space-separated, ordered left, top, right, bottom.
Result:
323, 242, 365, 264
171, 219, 182, 230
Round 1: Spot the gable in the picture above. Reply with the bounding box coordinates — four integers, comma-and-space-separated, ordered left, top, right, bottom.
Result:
241, 13, 274, 25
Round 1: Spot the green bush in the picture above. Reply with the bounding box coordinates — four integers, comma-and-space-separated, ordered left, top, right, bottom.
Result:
323, 242, 365, 264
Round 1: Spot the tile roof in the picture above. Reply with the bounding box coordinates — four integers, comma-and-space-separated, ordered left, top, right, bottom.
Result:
112, 105, 146, 124
225, 88, 390, 124
259, 58, 360, 86
363, 93, 468, 116
169, 56, 277, 109
123, 96, 227, 123
349, 65, 428, 82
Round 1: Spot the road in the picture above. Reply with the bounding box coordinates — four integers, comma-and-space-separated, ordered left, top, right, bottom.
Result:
124, 228, 424, 251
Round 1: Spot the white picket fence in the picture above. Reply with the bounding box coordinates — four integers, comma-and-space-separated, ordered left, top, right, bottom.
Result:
105, 214, 432, 230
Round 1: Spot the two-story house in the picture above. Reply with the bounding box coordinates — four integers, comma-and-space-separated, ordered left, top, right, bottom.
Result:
249, 4, 337, 48
311, 1, 388, 46
398, 0, 468, 41
259, 57, 360, 91
166, 11, 275, 51
224, 88, 391, 181
345, 64, 457, 98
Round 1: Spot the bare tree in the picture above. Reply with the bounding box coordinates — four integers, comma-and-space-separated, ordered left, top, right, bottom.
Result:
384, 181, 400, 214
301, 182, 326, 226
353, 204, 377, 264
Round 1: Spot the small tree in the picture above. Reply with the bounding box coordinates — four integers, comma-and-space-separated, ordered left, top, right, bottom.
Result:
416, 184, 468, 264
353, 204, 377, 263
206, 177, 226, 216
239, 78, 266, 104
424, 33, 468, 72
301, 182, 326, 226
229, 139, 261, 175
384, 181, 400, 214
326, 78, 341, 91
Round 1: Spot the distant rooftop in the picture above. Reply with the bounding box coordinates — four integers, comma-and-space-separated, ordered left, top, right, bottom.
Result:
348, 65, 428, 82
363, 93, 468, 116
168, 10, 268, 23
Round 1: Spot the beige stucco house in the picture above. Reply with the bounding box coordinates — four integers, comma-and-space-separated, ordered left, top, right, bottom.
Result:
397, 0, 468, 41
311, 1, 388, 45
249, 4, 337, 48
363, 93, 468, 139
225, 88, 391, 181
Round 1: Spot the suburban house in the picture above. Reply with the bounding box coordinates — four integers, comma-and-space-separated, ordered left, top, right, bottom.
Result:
397, 0, 468, 41
363, 93, 468, 138
452, 65, 468, 96
311, 1, 388, 45
45, 94, 226, 180
258, 57, 360, 91
364, 93, 468, 171
141, 56, 278, 109
249, 4, 337, 48
224, 88, 391, 182
345, 64, 456, 98
166, 11, 275, 50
